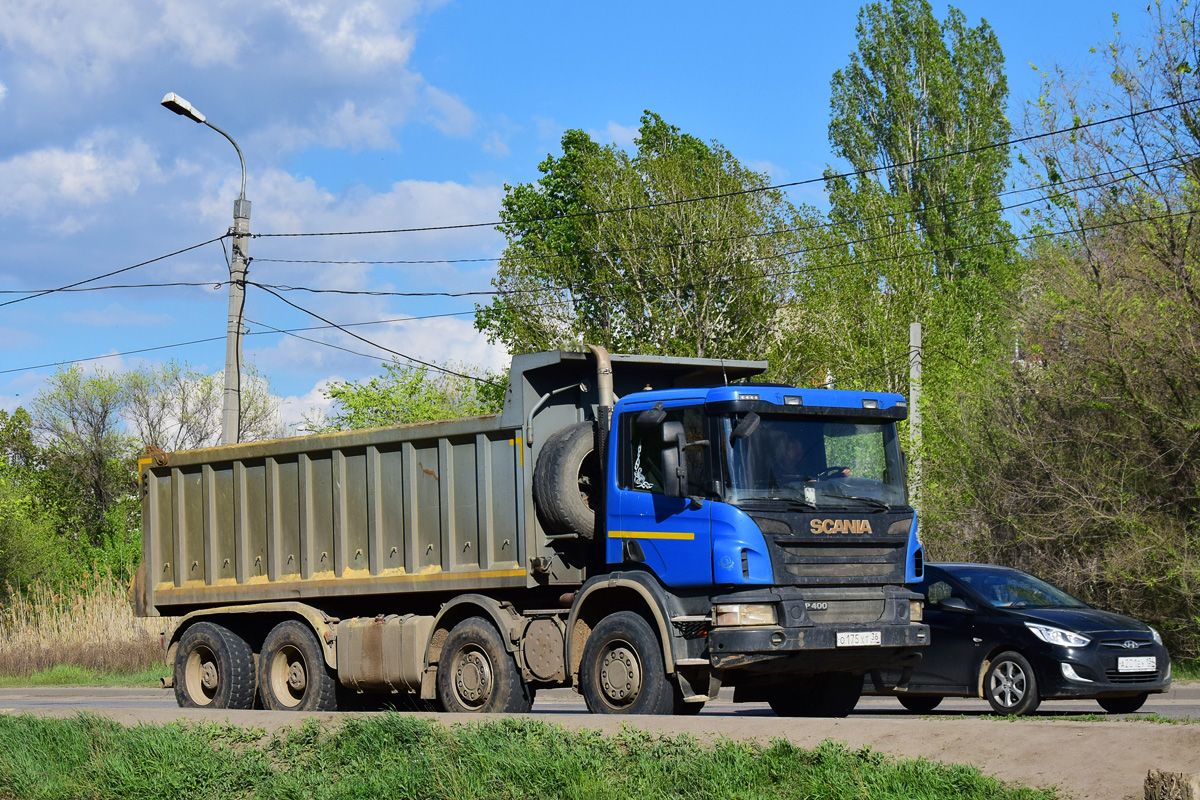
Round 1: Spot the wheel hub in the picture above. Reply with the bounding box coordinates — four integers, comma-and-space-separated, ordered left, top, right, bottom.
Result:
287, 661, 307, 692
600, 645, 641, 703
200, 661, 218, 690
455, 651, 493, 704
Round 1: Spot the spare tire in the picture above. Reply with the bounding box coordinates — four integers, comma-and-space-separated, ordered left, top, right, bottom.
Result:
534, 422, 599, 538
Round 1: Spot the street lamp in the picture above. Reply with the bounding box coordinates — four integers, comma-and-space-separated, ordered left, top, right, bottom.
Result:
161, 92, 250, 446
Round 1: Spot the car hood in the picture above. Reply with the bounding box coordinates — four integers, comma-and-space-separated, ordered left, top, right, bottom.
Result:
1008, 606, 1152, 635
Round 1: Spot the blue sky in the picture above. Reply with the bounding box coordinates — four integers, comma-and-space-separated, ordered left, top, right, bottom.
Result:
0, 0, 1156, 426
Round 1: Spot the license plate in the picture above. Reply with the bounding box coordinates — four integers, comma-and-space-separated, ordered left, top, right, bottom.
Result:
1118, 656, 1156, 672
836, 631, 882, 647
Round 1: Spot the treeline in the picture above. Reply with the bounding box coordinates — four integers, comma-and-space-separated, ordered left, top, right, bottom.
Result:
474, 1, 1200, 656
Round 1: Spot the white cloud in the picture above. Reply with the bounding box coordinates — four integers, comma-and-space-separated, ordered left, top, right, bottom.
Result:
0, 132, 162, 221
745, 160, 787, 183
0, 80, 7, 104
424, 86, 475, 137
482, 131, 510, 157
277, 376, 341, 429
534, 116, 562, 142
590, 121, 639, 148
60, 303, 173, 327
277, 0, 416, 71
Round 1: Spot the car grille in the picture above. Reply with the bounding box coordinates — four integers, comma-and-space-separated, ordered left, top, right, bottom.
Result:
1099, 639, 1153, 650
1104, 669, 1159, 683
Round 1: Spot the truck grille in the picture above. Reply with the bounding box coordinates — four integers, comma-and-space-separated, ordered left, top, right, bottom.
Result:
805, 599, 886, 623
749, 513, 909, 587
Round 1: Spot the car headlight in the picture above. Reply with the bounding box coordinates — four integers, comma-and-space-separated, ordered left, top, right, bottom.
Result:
1025, 622, 1091, 648
714, 603, 778, 626
1150, 627, 1163, 646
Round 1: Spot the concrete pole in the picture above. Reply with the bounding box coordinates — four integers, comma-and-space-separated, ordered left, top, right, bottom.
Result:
223, 198, 251, 446
909, 321, 922, 508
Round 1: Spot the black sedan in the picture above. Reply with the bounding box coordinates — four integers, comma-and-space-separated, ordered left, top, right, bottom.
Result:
865, 563, 1172, 715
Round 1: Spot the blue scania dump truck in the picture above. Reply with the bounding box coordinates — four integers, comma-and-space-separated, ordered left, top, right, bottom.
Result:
132, 347, 927, 715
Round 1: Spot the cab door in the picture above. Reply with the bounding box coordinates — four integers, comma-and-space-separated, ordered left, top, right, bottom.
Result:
607, 404, 713, 588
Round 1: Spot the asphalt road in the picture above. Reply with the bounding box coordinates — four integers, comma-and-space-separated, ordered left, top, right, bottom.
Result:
3, 683, 1199, 799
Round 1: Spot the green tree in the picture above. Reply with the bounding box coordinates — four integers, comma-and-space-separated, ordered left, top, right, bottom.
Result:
788, 0, 1016, 394
944, 1, 1200, 656
476, 112, 815, 367
306, 361, 504, 433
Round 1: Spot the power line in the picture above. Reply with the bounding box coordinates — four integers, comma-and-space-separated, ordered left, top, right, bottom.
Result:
0, 236, 226, 309
0, 281, 225, 295
253, 98, 1198, 239
249, 150, 1194, 278
252, 283, 500, 385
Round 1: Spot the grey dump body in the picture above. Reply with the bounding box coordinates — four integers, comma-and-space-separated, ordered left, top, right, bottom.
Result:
133, 350, 764, 616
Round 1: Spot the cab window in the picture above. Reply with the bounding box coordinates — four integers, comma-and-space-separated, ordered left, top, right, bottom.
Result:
620, 406, 708, 496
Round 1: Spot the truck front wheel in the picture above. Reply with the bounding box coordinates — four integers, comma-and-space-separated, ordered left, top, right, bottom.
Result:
174, 621, 256, 709
437, 618, 533, 713
580, 611, 673, 715
258, 620, 338, 711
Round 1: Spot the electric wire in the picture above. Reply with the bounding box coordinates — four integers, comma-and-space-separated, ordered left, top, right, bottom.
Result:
251, 150, 1194, 269
253, 98, 1198, 239
0, 236, 226, 309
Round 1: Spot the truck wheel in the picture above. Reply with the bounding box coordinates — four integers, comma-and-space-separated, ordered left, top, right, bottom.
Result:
174, 621, 256, 709
534, 422, 598, 538
580, 611, 673, 715
437, 618, 533, 713
258, 620, 338, 711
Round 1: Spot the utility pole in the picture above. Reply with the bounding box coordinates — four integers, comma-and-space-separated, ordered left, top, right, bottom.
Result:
161, 93, 250, 446
909, 321, 922, 509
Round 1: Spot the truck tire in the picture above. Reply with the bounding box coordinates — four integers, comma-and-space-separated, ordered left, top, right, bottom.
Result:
437, 617, 533, 713
580, 611, 673, 715
174, 621, 256, 709
534, 422, 598, 538
258, 620, 338, 711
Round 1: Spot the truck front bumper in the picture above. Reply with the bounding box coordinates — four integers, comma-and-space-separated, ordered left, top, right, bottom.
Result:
708, 621, 928, 673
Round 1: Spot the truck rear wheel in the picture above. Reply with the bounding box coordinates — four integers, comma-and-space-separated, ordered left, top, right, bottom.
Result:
580, 611, 673, 715
174, 621, 256, 709
258, 620, 338, 711
534, 422, 598, 538
437, 617, 533, 713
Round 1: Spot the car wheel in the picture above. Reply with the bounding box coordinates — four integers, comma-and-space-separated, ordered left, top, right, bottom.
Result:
1098, 693, 1149, 714
437, 617, 533, 713
897, 694, 943, 713
580, 611, 673, 715
984, 651, 1040, 715
258, 620, 338, 711
174, 621, 256, 709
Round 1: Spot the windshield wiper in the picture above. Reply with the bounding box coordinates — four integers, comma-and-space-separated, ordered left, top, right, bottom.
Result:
820, 492, 892, 511
735, 495, 819, 511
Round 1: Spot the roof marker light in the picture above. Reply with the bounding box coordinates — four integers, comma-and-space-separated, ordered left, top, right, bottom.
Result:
739, 393, 760, 401
862, 399, 879, 409
784, 396, 802, 406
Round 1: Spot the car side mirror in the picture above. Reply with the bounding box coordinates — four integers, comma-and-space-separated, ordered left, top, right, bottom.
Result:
937, 596, 974, 614
660, 420, 687, 498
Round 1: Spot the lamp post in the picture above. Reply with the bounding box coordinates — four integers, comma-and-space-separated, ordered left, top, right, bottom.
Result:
161, 92, 249, 446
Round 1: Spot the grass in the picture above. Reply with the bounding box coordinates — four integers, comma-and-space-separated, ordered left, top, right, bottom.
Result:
0, 664, 170, 688
1172, 659, 1200, 681
0, 571, 172, 679
0, 714, 1059, 800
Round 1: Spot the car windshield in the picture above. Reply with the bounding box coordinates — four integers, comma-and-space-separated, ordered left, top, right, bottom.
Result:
953, 568, 1088, 609
721, 414, 907, 509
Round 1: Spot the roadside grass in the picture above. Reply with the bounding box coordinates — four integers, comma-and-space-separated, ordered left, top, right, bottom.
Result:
0, 571, 170, 679
1172, 659, 1200, 681
0, 714, 1058, 800
0, 664, 170, 688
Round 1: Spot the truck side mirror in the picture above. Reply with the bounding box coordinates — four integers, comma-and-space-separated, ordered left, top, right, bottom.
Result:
730, 412, 760, 441
637, 403, 667, 428
661, 420, 687, 498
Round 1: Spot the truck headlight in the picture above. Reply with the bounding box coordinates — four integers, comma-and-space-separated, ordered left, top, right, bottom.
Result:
1025, 622, 1090, 648
910, 599, 923, 622
714, 603, 778, 626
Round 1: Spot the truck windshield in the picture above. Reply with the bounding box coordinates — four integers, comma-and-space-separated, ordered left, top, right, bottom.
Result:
721, 414, 907, 510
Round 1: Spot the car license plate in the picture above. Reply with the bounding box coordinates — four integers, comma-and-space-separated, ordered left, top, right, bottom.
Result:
1118, 656, 1156, 672
836, 631, 882, 647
